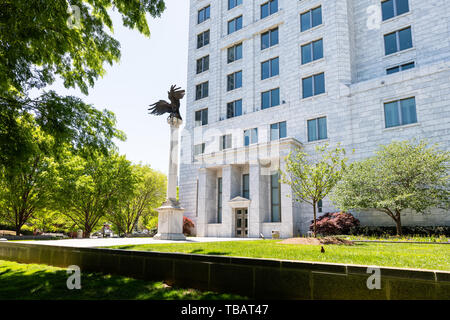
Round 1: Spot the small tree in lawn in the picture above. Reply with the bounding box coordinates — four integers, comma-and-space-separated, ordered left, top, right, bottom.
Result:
281, 143, 348, 237
332, 140, 450, 236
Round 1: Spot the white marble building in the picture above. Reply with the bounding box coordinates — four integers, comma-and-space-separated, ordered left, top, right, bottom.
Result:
179, 0, 450, 238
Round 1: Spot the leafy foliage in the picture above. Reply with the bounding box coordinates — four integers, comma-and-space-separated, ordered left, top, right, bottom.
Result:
310, 212, 360, 236
183, 216, 195, 236
332, 140, 450, 235
281, 143, 348, 237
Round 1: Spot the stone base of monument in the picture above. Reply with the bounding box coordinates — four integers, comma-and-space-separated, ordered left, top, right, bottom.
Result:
153, 199, 186, 241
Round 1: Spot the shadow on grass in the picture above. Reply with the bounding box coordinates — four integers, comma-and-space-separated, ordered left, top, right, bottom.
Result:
0, 263, 245, 300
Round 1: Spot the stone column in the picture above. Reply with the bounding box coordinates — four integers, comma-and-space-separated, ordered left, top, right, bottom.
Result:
154, 117, 186, 240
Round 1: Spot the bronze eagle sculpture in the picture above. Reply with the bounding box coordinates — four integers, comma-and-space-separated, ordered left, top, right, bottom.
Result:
148, 85, 185, 120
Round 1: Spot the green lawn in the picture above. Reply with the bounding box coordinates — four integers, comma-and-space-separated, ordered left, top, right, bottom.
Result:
0, 260, 245, 300
111, 240, 450, 271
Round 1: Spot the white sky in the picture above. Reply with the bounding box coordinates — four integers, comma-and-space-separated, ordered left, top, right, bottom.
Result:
45, 0, 190, 174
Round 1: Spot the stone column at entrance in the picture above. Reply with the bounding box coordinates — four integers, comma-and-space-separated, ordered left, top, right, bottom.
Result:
154, 117, 186, 240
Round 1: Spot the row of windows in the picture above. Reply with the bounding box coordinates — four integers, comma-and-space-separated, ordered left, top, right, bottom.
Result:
194, 96, 418, 153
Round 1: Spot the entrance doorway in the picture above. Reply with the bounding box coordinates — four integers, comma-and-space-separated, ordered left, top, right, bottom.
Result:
235, 208, 248, 238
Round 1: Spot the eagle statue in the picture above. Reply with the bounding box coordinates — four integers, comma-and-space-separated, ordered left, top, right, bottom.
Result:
148, 85, 185, 120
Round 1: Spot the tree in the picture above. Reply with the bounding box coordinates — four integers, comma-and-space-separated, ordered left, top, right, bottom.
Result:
108, 165, 166, 236
281, 144, 348, 237
0, 117, 59, 235
0, 0, 166, 95
55, 152, 136, 237
332, 140, 450, 235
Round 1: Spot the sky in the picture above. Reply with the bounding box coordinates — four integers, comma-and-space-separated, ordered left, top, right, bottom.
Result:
45, 0, 190, 174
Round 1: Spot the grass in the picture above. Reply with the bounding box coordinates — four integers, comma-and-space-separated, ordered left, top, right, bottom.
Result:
0, 260, 246, 300
343, 235, 449, 243
111, 240, 450, 271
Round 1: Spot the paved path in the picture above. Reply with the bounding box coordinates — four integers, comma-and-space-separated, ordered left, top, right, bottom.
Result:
12, 237, 259, 248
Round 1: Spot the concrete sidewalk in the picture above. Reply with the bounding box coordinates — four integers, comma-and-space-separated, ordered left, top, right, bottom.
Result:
11, 237, 259, 248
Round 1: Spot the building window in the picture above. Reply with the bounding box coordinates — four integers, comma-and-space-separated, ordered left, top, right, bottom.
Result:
301, 39, 323, 64
198, 6, 210, 24
386, 61, 415, 74
261, 27, 279, 50
227, 71, 242, 91
195, 108, 208, 127
318, 199, 323, 213
194, 143, 206, 156
243, 174, 250, 199
244, 128, 258, 146
228, 16, 243, 34
195, 82, 209, 100
261, 88, 280, 110
196, 55, 209, 74
227, 43, 243, 63
228, 0, 242, 10
261, 0, 278, 19
382, 0, 409, 21
384, 27, 413, 55
307, 117, 327, 142
227, 99, 243, 119
217, 177, 222, 223
302, 73, 325, 98
270, 172, 281, 222
261, 57, 279, 80
220, 134, 232, 150
301, 6, 322, 32
384, 97, 417, 128
270, 121, 287, 141
197, 30, 210, 49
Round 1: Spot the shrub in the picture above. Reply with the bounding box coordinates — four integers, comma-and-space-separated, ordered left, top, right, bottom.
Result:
310, 212, 360, 236
183, 216, 195, 236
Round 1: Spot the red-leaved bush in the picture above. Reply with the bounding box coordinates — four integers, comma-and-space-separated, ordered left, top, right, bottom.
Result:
310, 212, 360, 235
183, 216, 195, 236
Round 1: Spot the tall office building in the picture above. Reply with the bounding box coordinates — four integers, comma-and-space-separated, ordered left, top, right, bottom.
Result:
179, 0, 450, 238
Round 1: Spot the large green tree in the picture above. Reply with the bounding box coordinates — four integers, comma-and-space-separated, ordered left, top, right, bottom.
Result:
0, 117, 60, 235
55, 152, 136, 237
332, 140, 450, 235
108, 165, 166, 236
281, 144, 348, 237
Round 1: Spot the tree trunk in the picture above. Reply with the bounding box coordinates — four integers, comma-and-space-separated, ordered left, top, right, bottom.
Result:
395, 217, 403, 236
313, 200, 317, 238
15, 225, 21, 236
84, 223, 91, 238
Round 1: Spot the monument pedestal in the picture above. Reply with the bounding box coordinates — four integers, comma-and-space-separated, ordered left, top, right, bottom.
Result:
153, 199, 186, 240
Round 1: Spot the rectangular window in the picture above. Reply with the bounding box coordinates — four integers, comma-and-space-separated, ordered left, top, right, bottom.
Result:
384, 97, 417, 128
227, 99, 243, 119
227, 71, 242, 91
220, 134, 232, 150
194, 143, 206, 156
382, 0, 409, 21
261, 27, 279, 50
302, 73, 325, 98
196, 55, 209, 74
242, 174, 250, 199
261, 88, 280, 109
301, 39, 323, 64
195, 108, 208, 127
198, 6, 210, 24
244, 128, 258, 146
301, 6, 322, 32
228, 0, 242, 10
228, 16, 243, 35
197, 30, 210, 49
384, 27, 413, 55
217, 177, 222, 223
386, 61, 415, 75
270, 172, 281, 222
270, 121, 287, 141
261, 57, 279, 80
307, 117, 327, 142
261, 0, 278, 19
318, 199, 323, 213
195, 82, 209, 100
227, 43, 243, 63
